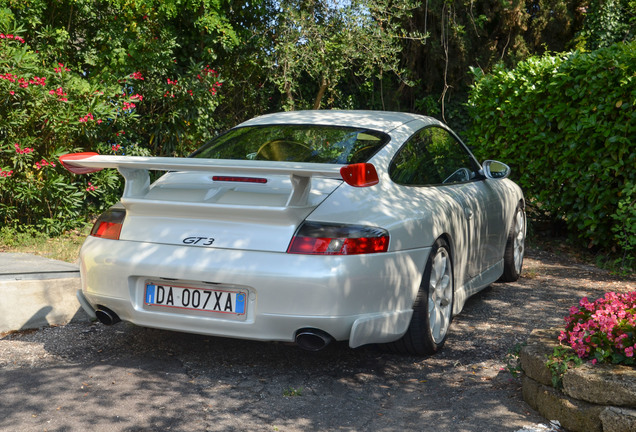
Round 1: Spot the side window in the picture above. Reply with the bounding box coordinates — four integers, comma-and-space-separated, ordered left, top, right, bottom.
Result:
389, 126, 478, 186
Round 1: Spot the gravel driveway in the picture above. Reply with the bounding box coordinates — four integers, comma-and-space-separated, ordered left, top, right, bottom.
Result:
1, 247, 634, 432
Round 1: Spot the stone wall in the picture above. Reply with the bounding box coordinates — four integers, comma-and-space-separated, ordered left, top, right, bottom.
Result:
520, 328, 636, 432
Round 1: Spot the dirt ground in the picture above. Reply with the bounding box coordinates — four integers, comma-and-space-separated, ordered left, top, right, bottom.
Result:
1, 247, 634, 432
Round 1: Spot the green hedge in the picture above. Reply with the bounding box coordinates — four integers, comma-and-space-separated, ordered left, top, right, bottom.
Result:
467, 42, 635, 256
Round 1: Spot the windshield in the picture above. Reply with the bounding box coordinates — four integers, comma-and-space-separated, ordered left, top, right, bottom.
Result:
191, 125, 390, 164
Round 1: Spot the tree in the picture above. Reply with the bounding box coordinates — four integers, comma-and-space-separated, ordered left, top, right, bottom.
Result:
266, 0, 423, 111
395, 0, 587, 122
2, 0, 237, 155
578, 0, 636, 49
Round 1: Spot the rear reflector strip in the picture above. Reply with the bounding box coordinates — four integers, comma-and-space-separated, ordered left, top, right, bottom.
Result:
212, 176, 268, 184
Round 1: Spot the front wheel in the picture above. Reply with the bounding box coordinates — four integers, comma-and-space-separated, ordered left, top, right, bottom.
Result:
499, 204, 526, 282
386, 238, 454, 355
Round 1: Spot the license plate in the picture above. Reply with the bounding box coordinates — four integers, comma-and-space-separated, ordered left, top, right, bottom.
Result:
144, 283, 247, 316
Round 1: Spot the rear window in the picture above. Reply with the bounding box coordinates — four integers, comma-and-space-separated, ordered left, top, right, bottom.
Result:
191, 125, 390, 164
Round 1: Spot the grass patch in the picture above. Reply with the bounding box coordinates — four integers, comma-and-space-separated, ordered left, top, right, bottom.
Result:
0, 224, 91, 263
282, 387, 303, 397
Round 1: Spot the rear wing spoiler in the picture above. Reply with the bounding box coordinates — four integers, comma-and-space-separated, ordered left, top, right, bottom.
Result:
60, 152, 379, 207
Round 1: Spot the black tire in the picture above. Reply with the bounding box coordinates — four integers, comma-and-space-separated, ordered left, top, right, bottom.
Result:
386, 238, 454, 355
499, 204, 526, 282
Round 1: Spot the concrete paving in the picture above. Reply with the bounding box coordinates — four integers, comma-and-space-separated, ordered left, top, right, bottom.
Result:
0, 253, 91, 333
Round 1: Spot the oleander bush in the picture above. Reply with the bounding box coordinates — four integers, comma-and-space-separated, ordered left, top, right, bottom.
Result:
467, 41, 636, 261
0, 24, 140, 233
0, 5, 223, 234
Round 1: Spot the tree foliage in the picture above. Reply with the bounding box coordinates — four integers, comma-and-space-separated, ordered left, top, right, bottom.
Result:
578, 0, 636, 50
396, 0, 588, 121
266, 0, 423, 111
3, 0, 232, 156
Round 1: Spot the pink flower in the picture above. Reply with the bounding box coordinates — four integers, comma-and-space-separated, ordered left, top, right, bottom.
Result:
0, 72, 16, 82
14, 143, 34, 154
561, 292, 636, 365
29, 76, 46, 86
49, 87, 68, 101
54, 63, 70, 73
34, 159, 55, 170
78, 113, 94, 123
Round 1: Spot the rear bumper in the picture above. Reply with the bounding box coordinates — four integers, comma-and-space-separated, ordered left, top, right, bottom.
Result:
78, 237, 429, 347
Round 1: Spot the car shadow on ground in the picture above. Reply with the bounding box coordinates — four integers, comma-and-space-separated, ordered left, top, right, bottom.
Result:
1, 249, 634, 431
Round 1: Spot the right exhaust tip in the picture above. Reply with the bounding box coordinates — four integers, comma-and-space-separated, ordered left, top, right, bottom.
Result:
295, 328, 333, 351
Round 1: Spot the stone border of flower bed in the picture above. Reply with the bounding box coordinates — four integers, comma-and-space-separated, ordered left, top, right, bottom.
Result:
520, 328, 636, 432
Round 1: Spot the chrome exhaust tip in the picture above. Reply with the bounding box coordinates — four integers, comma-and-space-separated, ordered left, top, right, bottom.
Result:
295, 328, 333, 351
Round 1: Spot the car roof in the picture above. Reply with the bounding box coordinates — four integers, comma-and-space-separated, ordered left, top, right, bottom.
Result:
237, 110, 440, 134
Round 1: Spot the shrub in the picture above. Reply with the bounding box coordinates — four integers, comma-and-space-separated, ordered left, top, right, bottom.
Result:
0, 22, 140, 233
0, 9, 224, 234
467, 42, 636, 256
558, 292, 636, 366
125, 64, 224, 157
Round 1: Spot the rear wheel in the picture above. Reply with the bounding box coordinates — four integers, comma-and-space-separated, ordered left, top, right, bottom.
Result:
499, 204, 525, 282
386, 238, 454, 355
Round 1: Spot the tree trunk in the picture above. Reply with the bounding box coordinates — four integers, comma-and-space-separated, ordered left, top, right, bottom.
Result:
313, 77, 328, 110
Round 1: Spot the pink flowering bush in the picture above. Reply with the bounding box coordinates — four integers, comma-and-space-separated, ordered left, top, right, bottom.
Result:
129, 63, 223, 156
558, 292, 636, 366
1, 8, 223, 235
0, 25, 142, 233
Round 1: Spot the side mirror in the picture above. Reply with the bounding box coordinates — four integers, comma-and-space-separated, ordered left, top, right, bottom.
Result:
482, 160, 511, 179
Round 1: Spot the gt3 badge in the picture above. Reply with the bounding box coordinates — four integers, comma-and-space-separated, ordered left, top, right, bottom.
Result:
182, 236, 215, 246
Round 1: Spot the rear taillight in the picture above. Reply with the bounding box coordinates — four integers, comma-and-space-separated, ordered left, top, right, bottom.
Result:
90, 209, 126, 240
287, 222, 389, 255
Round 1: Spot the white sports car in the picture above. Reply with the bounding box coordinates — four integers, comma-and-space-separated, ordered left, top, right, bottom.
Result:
61, 110, 525, 355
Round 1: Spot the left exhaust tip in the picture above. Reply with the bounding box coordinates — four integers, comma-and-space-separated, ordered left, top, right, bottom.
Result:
95, 306, 121, 326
